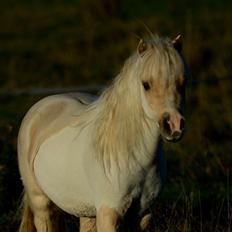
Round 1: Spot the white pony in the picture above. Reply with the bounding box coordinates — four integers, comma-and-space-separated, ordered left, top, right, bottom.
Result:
17, 35, 187, 232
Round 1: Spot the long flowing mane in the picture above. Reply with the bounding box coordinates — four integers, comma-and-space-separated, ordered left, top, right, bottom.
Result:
80, 36, 183, 173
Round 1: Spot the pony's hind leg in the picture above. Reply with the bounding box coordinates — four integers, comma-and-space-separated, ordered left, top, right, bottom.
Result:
19, 193, 36, 232
29, 191, 67, 232
19, 171, 54, 232
19, 191, 53, 232
32, 196, 52, 232
19, 175, 55, 232
27, 190, 53, 232
18, 103, 65, 232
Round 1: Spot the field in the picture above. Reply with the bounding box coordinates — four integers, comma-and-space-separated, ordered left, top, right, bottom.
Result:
0, 0, 232, 231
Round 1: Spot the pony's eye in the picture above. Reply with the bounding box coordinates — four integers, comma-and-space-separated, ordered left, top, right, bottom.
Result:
142, 81, 150, 91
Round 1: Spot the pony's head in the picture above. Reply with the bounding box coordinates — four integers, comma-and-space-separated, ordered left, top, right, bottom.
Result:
137, 35, 188, 142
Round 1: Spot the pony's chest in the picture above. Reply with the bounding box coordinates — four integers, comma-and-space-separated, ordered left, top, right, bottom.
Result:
124, 165, 162, 215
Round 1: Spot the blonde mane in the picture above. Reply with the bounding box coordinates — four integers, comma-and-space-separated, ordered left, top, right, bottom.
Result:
82, 36, 183, 173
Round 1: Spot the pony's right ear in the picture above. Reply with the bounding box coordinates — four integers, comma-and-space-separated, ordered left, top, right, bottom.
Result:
172, 35, 182, 52
137, 39, 147, 55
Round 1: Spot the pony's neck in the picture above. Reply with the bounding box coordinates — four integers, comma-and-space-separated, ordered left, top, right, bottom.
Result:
92, 56, 159, 172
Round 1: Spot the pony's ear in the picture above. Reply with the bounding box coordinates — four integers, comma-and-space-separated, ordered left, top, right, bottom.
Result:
137, 39, 148, 55
172, 34, 182, 52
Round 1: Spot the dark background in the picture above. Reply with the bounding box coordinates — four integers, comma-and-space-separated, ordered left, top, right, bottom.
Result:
0, 0, 231, 231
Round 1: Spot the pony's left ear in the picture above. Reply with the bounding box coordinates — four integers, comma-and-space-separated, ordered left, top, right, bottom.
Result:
172, 34, 182, 52
137, 39, 148, 55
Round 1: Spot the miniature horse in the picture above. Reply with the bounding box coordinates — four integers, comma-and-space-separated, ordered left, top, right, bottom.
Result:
18, 35, 187, 232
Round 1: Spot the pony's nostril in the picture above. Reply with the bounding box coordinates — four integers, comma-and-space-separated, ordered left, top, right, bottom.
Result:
161, 112, 171, 132
180, 118, 185, 131
163, 118, 170, 133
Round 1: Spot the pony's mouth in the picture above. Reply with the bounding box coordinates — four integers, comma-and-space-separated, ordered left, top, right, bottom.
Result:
157, 115, 185, 143
163, 130, 184, 143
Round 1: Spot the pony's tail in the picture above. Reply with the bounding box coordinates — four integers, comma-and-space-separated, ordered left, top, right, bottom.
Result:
18, 193, 36, 232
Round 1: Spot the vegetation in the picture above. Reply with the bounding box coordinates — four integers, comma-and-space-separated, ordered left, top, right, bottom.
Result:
0, 0, 231, 231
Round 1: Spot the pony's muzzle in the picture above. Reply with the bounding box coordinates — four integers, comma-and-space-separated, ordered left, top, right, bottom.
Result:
159, 112, 185, 142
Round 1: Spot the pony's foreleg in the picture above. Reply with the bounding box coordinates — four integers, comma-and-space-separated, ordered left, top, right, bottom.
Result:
96, 206, 119, 232
80, 217, 96, 232
139, 213, 152, 231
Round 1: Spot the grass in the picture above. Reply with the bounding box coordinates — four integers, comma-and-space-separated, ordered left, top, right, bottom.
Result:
0, 0, 232, 231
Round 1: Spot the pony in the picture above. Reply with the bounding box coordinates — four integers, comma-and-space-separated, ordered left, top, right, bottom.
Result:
17, 34, 187, 232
